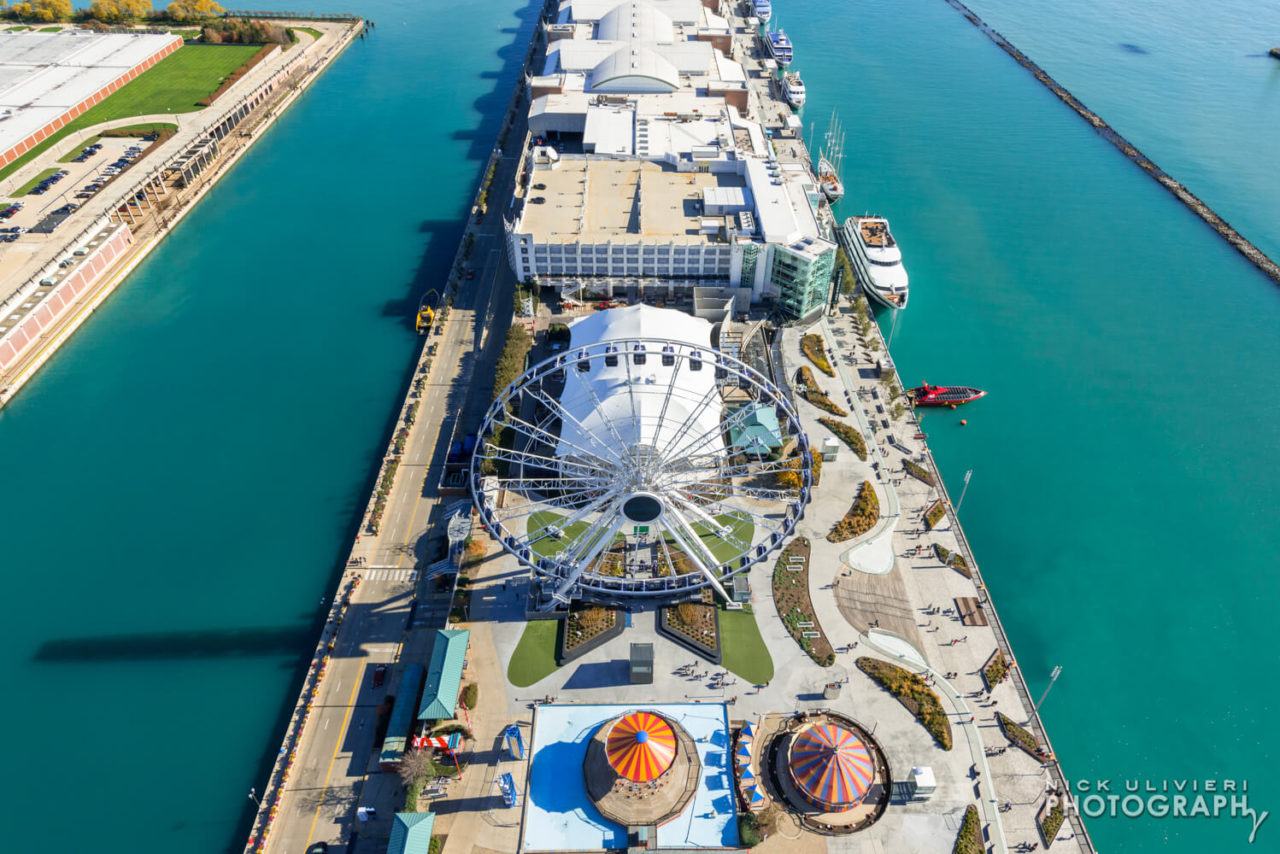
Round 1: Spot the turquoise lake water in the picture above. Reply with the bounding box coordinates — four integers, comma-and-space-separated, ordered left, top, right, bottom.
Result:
0, 0, 1275, 851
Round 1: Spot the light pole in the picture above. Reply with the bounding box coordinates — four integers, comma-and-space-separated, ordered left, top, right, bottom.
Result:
955, 468, 973, 514
248, 787, 261, 808
1035, 665, 1063, 713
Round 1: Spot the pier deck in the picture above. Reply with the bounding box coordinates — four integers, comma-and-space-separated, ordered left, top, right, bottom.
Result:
254, 3, 1092, 853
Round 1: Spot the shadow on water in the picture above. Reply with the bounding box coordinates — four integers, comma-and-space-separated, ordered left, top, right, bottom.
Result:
33, 626, 315, 662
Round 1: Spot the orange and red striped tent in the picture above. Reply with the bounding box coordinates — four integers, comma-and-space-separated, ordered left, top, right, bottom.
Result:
605, 711, 678, 782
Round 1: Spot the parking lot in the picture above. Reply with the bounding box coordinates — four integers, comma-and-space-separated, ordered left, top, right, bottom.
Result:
0, 136, 154, 237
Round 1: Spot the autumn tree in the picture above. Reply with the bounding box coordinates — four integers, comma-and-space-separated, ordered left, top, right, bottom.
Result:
90, 0, 153, 22
166, 0, 222, 22
31, 0, 70, 21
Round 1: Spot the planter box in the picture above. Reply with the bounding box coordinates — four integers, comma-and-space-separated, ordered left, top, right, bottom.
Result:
657, 606, 722, 665
557, 609, 624, 664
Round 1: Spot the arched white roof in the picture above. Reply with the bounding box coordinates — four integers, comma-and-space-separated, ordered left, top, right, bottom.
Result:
557, 305, 723, 459
595, 0, 675, 43
589, 45, 680, 93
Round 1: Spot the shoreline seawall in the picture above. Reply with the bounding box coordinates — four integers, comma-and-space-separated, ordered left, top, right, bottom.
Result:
941, 0, 1280, 287
0, 21, 365, 409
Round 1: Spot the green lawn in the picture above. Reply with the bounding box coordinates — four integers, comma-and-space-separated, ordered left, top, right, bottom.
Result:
507, 621, 560, 687
720, 605, 774, 684
0, 45, 260, 181
293, 26, 324, 40
40, 26, 62, 32
14, 168, 62, 197
526, 509, 754, 565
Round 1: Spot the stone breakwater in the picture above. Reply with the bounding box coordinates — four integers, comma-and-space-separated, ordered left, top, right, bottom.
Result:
942, 0, 1280, 287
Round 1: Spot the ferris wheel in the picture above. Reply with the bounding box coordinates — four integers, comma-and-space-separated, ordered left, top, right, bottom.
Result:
470, 334, 812, 606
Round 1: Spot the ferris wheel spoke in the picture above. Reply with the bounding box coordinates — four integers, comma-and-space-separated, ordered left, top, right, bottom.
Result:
678, 482, 797, 502
652, 381, 722, 466
479, 443, 609, 478
577, 373, 637, 466
529, 387, 627, 467
667, 493, 759, 558
670, 397, 775, 464
520, 487, 622, 551
500, 408, 620, 469
552, 512, 627, 603
662, 508, 732, 602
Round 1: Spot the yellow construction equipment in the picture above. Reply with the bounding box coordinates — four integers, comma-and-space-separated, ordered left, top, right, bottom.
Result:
415, 290, 440, 334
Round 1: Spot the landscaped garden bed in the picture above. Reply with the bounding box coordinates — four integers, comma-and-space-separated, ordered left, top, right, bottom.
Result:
933, 544, 971, 577
983, 649, 1010, 688
924, 499, 948, 530
953, 804, 982, 854
776, 443, 822, 488
818, 416, 868, 461
800, 333, 835, 376
559, 604, 622, 662
794, 366, 848, 416
1038, 797, 1066, 847
997, 712, 1047, 759
659, 593, 721, 663
827, 481, 879, 542
771, 537, 835, 666
904, 458, 936, 486
856, 657, 953, 749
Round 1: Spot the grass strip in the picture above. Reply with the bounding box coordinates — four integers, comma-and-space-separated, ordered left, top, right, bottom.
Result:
14, 167, 62, 197
719, 605, 774, 684
507, 620, 560, 687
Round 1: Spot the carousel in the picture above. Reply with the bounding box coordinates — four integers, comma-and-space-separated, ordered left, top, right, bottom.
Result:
583, 710, 702, 828
766, 712, 889, 833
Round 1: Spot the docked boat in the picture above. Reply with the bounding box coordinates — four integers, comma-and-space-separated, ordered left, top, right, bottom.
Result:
908, 383, 987, 406
765, 28, 793, 67
782, 71, 806, 108
753, 0, 772, 24
815, 111, 844, 202
837, 216, 910, 309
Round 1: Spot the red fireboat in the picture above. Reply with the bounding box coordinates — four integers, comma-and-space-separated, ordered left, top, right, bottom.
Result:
908, 382, 987, 407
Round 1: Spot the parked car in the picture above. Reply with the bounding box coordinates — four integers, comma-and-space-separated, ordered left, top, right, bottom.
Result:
373, 664, 387, 688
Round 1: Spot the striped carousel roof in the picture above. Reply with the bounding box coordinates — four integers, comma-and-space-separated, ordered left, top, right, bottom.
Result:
788, 723, 875, 810
605, 711, 678, 783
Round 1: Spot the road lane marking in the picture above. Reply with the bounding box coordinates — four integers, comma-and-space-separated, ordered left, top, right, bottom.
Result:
303, 668, 363, 846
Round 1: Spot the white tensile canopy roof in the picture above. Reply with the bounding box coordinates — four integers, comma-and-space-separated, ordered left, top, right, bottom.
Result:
557, 305, 724, 462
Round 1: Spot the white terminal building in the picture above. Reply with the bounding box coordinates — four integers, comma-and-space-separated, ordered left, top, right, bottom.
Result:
0, 30, 181, 169
504, 0, 836, 320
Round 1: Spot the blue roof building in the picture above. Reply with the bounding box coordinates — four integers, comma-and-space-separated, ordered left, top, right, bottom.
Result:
417, 629, 470, 721
387, 811, 435, 854
728, 403, 782, 457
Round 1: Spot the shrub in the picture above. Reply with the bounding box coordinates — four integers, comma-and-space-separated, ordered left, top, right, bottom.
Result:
997, 713, 1043, 756
800, 333, 834, 376
770, 538, 833, 666
774, 447, 821, 489
794, 366, 848, 416
460, 682, 478, 710
857, 657, 952, 749
827, 481, 879, 542
739, 812, 764, 846
933, 543, 971, 577
817, 416, 867, 461
953, 805, 982, 854
1041, 800, 1066, 844
904, 459, 936, 486
924, 500, 947, 530
984, 651, 1009, 687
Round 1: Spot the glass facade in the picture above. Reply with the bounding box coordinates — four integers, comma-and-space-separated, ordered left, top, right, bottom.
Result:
770, 243, 835, 319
